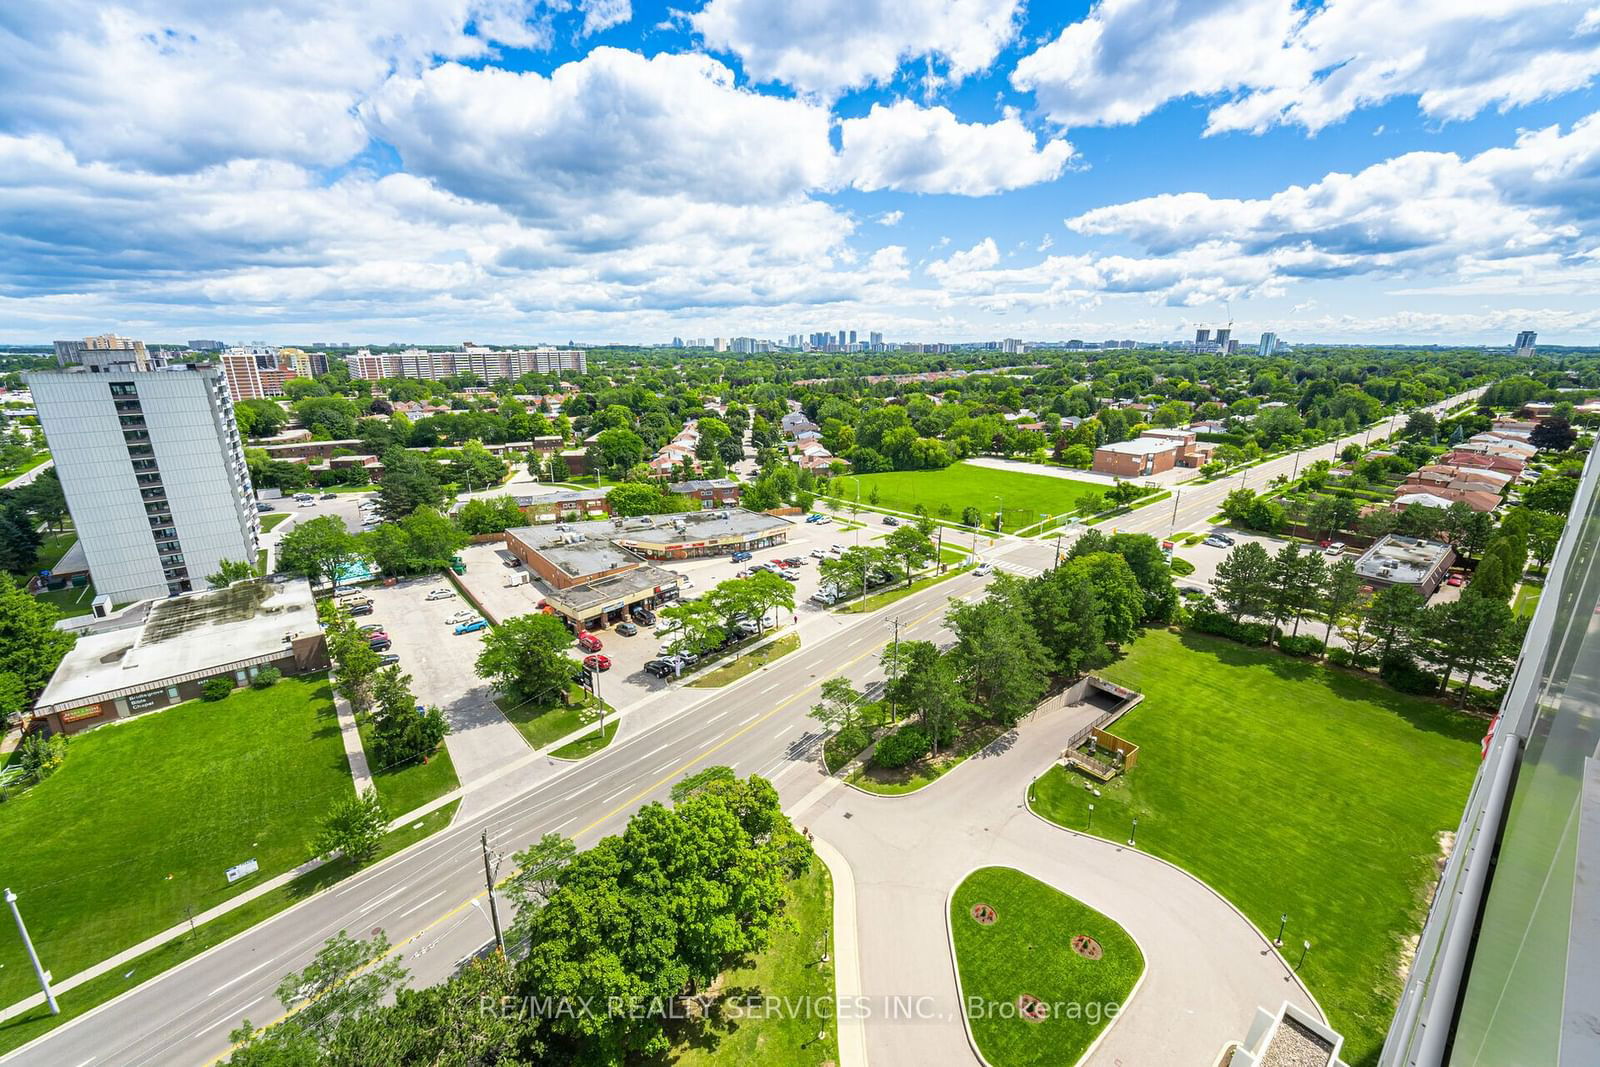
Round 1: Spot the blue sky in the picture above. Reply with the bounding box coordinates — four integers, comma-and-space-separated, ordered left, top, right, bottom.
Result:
2, 0, 1599, 345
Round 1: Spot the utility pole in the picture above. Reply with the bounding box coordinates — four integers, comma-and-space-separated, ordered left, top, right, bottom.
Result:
1169, 489, 1180, 528
5, 888, 57, 1015
479, 833, 505, 957
887, 617, 902, 722
1054, 530, 1064, 568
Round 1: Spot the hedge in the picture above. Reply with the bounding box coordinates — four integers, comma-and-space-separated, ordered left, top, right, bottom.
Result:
1277, 634, 1326, 657
823, 723, 871, 774
1380, 653, 1440, 695
873, 724, 931, 769
1189, 609, 1275, 647
1169, 557, 1196, 576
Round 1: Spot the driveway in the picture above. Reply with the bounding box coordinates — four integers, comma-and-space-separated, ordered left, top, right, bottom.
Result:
804, 699, 1321, 1066
363, 576, 529, 815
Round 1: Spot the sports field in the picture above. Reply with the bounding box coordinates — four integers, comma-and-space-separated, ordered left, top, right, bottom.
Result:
1031, 629, 1482, 1065
830, 461, 1117, 532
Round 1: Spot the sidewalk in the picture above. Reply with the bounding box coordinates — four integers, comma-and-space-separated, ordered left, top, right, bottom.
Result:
334, 690, 373, 794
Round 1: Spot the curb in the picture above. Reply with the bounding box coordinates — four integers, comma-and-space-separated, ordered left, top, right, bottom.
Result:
942, 863, 1147, 1067
811, 837, 868, 1067
1020, 780, 1329, 1024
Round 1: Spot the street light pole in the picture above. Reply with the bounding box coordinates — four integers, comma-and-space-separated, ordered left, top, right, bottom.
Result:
1128, 816, 1138, 847
4, 888, 57, 1015
1296, 939, 1310, 971
1275, 913, 1287, 947
1086, 803, 1095, 831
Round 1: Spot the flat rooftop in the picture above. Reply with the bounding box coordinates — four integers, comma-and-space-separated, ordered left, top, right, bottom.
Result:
36, 578, 321, 712
505, 526, 641, 578
614, 509, 791, 549
1096, 437, 1180, 456
544, 564, 682, 618
1353, 534, 1451, 584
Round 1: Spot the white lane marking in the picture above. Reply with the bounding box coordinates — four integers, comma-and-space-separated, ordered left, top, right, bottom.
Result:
207, 957, 277, 997
601, 784, 632, 803
359, 884, 407, 915
397, 889, 447, 919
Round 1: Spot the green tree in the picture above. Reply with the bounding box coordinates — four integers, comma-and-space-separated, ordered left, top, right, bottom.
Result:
376, 449, 447, 521
456, 495, 526, 535
278, 516, 366, 591
1062, 552, 1145, 646
658, 596, 726, 658
960, 505, 983, 528
743, 568, 795, 629
1470, 553, 1512, 601
0, 575, 76, 697
205, 558, 257, 587
1213, 541, 1274, 622
312, 789, 388, 865
1319, 559, 1363, 648
1268, 542, 1324, 637
1365, 584, 1426, 660
605, 481, 674, 516
886, 640, 971, 754
1522, 508, 1564, 573
504, 832, 577, 952
946, 594, 1050, 725
809, 676, 864, 732
229, 930, 407, 1058
883, 524, 935, 587
1017, 566, 1104, 677
474, 613, 576, 701
588, 426, 646, 476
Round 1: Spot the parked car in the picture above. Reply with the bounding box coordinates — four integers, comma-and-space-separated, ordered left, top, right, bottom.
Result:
293, 492, 313, 502
299, 499, 317, 508
1203, 536, 1229, 548
731, 550, 752, 562
338, 594, 372, 608
583, 654, 612, 672
734, 618, 760, 636
378, 654, 401, 666
348, 603, 374, 617
445, 610, 478, 625
503, 557, 522, 568
882, 515, 899, 525
577, 631, 603, 652
783, 556, 805, 566
804, 513, 824, 523
366, 632, 390, 646
256, 501, 276, 512
1446, 573, 1465, 587
320, 492, 337, 500
616, 621, 638, 636
781, 570, 799, 582
631, 607, 655, 626
810, 548, 827, 559
369, 638, 392, 652
425, 588, 456, 601
454, 619, 488, 635
1324, 541, 1347, 557
770, 558, 789, 567
359, 623, 384, 634
1214, 533, 1236, 545
645, 658, 677, 677
829, 544, 845, 554
975, 562, 993, 576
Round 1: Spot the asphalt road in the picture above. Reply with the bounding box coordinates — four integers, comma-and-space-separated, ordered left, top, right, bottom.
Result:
7, 553, 1001, 1067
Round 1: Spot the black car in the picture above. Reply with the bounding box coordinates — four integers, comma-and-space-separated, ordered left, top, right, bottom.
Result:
369, 638, 392, 652
319, 492, 337, 500
644, 658, 675, 677
882, 515, 899, 525
632, 607, 656, 626
378, 654, 401, 666
349, 603, 374, 617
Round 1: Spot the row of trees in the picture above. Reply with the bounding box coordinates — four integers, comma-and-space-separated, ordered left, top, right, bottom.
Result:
229, 773, 810, 1065
813, 531, 1178, 762
1206, 540, 1527, 703
658, 571, 797, 658
322, 603, 448, 769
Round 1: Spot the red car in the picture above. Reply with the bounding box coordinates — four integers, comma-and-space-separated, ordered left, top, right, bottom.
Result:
583, 654, 611, 672
577, 632, 603, 652
770, 558, 789, 567
1446, 573, 1464, 587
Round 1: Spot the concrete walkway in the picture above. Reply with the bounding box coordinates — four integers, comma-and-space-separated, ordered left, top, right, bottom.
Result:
333, 690, 373, 794
806, 698, 1321, 1067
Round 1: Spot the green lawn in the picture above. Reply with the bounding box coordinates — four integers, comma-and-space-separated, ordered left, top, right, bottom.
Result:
30, 532, 77, 572
687, 633, 800, 686
1029, 629, 1482, 1065
669, 860, 836, 1067
951, 867, 1143, 1067
356, 719, 460, 816
0, 676, 353, 1005
0, 801, 458, 1055
259, 512, 290, 531
848, 722, 1006, 795
833, 564, 972, 615
1511, 580, 1543, 618
32, 580, 97, 617
830, 462, 1116, 533
550, 720, 619, 759
0, 453, 49, 483
497, 686, 604, 749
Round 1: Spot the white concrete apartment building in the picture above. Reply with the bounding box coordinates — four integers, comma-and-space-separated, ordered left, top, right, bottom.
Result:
30, 364, 260, 603
347, 345, 586, 382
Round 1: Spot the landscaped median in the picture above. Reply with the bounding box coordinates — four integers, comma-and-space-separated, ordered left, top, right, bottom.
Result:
845, 721, 1006, 796
495, 684, 615, 757
949, 866, 1143, 1067
832, 563, 974, 615
356, 716, 460, 814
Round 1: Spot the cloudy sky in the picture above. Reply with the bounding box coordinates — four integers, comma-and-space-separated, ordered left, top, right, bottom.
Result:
3, 0, 1599, 346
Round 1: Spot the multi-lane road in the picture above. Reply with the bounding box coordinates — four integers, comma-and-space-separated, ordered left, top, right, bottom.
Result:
9, 559, 999, 1066
7, 389, 1482, 1065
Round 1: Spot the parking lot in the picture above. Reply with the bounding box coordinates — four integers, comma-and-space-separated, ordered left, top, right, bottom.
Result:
1173, 526, 1464, 606
351, 575, 529, 797
449, 513, 902, 713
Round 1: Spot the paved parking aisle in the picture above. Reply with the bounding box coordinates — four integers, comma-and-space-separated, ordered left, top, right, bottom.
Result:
363, 577, 529, 814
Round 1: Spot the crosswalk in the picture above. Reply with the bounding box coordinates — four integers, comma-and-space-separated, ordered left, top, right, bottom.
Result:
992, 559, 1044, 578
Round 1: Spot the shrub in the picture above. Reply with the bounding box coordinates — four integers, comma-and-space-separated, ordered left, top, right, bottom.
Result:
823, 723, 870, 774
1328, 647, 1379, 670
250, 666, 282, 690
1380, 653, 1439, 695
371, 705, 449, 768
18, 732, 67, 781
201, 676, 234, 701
873, 724, 931, 769
1277, 634, 1326, 657
1169, 557, 1196, 576
1189, 609, 1275, 646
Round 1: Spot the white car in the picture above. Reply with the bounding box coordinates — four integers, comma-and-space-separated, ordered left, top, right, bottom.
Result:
1324, 542, 1347, 557
975, 562, 993, 576
810, 548, 827, 559
299, 499, 316, 507
425, 588, 456, 601
445, 610, 480, 625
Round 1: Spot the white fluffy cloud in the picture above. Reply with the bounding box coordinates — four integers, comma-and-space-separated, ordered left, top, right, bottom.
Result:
837, 101, 1075, 195
1013, 0, 1600, 134
692, 0, 1022, 97
0, 1, 566, 171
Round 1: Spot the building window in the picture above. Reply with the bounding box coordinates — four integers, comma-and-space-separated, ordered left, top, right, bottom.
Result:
108, 381, 138, 397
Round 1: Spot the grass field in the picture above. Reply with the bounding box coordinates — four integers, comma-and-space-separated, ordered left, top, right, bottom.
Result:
356, 718, 460, 816
669, 860, 836, 1067
497, 686, 603, 750
829, 462, 1115, 533
550, 720, 618, 759
32, 580, 97, 617
0, 676, 353, 1005
1029, 629, 1481, 1065
687, 633, 801, 687
1512, 580, 1543, 618
951, 867, 1143, 1067
259, 512, 291, 532
0, 801, 458, 1055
